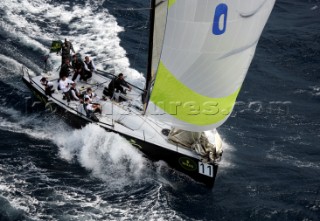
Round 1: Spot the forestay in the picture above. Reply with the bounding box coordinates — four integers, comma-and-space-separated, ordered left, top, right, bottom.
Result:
145, 0, 275, 131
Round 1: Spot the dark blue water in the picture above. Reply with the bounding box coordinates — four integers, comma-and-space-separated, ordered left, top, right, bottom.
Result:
1, 0, 319, 220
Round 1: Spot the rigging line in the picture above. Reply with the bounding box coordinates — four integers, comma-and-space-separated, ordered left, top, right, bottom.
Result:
143, 117, 165, 139
147, 116, 169, 129
119, 110, 146, 131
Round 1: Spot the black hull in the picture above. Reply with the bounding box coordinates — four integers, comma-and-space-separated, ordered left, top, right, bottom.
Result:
23, 77, 218, 187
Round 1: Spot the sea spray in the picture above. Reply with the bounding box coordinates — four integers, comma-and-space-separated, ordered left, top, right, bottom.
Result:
54, 124, 146, 184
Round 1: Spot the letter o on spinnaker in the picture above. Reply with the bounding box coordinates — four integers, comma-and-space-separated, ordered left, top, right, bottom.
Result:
212, 3, 228, 35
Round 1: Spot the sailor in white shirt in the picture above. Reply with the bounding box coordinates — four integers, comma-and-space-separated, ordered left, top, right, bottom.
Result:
58, 76, 74, 102
83, 87, 100, 103
83, 97, 102, 121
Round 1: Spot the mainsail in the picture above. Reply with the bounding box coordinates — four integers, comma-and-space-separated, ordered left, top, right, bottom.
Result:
150, 0, 168, 83
145, 0, 275, 131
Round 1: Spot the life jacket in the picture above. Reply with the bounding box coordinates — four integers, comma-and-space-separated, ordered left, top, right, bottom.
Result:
72, 60, 83, 70
88, 92, 94, 99
85, 60, 94, 71
83, 92, 94, 101
70, 87, 76, 92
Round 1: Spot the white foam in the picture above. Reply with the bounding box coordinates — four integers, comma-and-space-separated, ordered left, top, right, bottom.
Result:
218, 139, 236, 170
54, 124, 146, 186
0, 184, 11, 192
0, 0, 146, 88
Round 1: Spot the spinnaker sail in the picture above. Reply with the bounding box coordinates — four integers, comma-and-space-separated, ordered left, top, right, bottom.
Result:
145, 0, 275, 131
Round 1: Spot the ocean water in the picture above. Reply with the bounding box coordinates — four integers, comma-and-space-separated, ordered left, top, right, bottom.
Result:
0, 0, 319, 220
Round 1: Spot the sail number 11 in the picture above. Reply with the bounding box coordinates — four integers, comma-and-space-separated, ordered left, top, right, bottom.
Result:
198, 162, 214, 177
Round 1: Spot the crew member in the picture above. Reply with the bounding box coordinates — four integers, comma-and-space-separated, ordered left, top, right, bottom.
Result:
71, 54, 84, 81
60, 38, 75, 64
83, 56, 96, 81
40, 77, 54, 96
58, 75, 74, 103
69, 82, 81, 101
60, 59, 72, 79
108, 73, 132, 98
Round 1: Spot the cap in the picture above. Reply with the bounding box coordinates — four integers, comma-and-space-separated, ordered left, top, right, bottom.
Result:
40, 77, 46, 82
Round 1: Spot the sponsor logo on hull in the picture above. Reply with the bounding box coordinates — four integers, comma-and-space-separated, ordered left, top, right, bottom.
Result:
179, 157, 197, 171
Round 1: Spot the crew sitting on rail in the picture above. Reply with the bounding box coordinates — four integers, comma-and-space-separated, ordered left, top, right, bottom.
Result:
83, 87, 99, 103
83, 97, 101, 122
59, 75, 74, 103
40, 77, 55, 96
69, 82, 81, 101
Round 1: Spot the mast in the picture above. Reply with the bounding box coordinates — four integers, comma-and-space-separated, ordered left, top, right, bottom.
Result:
143, 0, 156, 108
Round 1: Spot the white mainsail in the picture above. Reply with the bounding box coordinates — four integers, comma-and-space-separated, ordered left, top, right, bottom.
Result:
150, 0, 168, 81
146, 0, 276, 132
